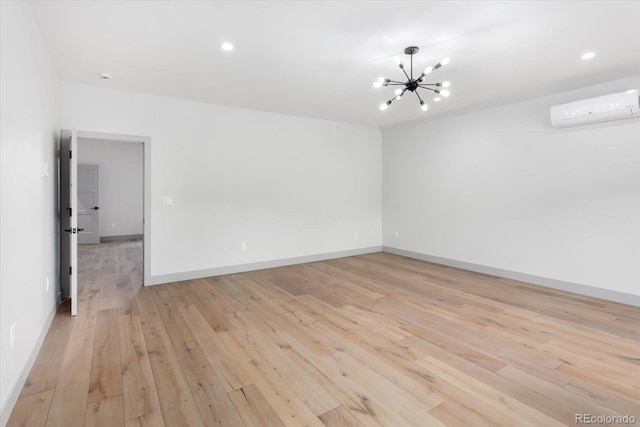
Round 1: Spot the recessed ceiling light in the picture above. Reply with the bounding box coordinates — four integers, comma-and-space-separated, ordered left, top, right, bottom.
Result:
98, 72, 112, 80
433, 97, 442, 102
581, 52, 595, 60
626, 89, 637, 94
220, 42, 234, 51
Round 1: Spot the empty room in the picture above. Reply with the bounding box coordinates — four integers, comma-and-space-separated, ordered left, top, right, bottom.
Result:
1, 1, 639, 426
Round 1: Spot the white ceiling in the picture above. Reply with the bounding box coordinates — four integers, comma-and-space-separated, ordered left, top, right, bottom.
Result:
30, 1, 640, 128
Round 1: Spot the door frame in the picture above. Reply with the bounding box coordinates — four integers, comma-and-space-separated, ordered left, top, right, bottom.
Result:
74, 130, 151, 286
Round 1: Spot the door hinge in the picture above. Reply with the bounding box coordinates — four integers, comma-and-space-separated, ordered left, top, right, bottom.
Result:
69, 150, 72, 159
69, 266, 72, 275
68, 207, 72, 217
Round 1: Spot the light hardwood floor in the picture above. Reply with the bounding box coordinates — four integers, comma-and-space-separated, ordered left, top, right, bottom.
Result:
8, 240, 640, 426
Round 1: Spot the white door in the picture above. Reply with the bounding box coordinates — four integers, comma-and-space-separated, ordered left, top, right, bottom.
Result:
60, 129, 78, 316
78, 164, 100, 244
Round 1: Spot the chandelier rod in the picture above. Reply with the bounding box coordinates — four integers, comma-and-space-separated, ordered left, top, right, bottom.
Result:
410, 51, 413, 80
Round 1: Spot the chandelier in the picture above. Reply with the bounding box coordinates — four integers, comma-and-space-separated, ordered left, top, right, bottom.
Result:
374, 46, 451, 112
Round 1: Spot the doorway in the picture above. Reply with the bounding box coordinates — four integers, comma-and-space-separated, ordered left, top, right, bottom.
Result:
59, 130, 151, 316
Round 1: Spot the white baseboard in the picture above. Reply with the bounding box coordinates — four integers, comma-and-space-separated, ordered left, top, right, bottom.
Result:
148, 246, 383, 286
100, 234, 143, 242
382, 246, 640, 307
1, 303, 58, 427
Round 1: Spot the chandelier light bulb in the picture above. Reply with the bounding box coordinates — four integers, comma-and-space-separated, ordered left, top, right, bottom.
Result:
394, 56, 402, 65
377, 77, 385, 82
441, 57, 450, 66
423, 66, 433, 75
440, 89, 450, 97
396, 94, 403, 100
434, 97, 442, 102
380, 102, 390, 111
373, 81, 382, 88
442, 81, 451, 88
394, 88, 403, 95
420, 101, 428, 111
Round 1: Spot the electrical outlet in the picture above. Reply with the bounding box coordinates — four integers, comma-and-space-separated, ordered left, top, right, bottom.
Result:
10, 323, 16, 348
46, 276, 50, 292
240, 242, 247, 251
394, 231, 399, 238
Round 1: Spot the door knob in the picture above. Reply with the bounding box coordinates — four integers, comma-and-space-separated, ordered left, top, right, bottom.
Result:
78, 228, 85, 232
92, 206, 100, 210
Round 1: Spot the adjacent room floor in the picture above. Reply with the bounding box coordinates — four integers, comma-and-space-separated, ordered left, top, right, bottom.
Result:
8, 242, 640, 426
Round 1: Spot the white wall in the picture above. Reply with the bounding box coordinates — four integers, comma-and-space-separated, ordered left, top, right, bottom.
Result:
78, 139, 143, 238
60, 83, 382, 278
383, 76, 640, 298
0, 1, 60, 421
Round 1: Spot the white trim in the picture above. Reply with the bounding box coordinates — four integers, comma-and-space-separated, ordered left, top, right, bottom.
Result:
0, 304, 57, 427
149, 246, 382, 285
383, 246, 640, 307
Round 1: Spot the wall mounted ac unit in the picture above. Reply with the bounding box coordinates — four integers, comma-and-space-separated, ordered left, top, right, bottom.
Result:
550, 90, 639, 128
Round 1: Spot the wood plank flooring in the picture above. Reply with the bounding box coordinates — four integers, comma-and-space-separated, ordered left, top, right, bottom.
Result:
8, 240, 640, 426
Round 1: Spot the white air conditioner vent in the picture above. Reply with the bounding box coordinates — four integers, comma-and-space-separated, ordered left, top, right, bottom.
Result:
550, 91, 639, 128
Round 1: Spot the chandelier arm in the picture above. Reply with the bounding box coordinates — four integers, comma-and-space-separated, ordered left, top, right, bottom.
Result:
415, 91, 424, 103
387, 83, 407, 86
417, 86, 439, 93
400, 67, 411, 81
